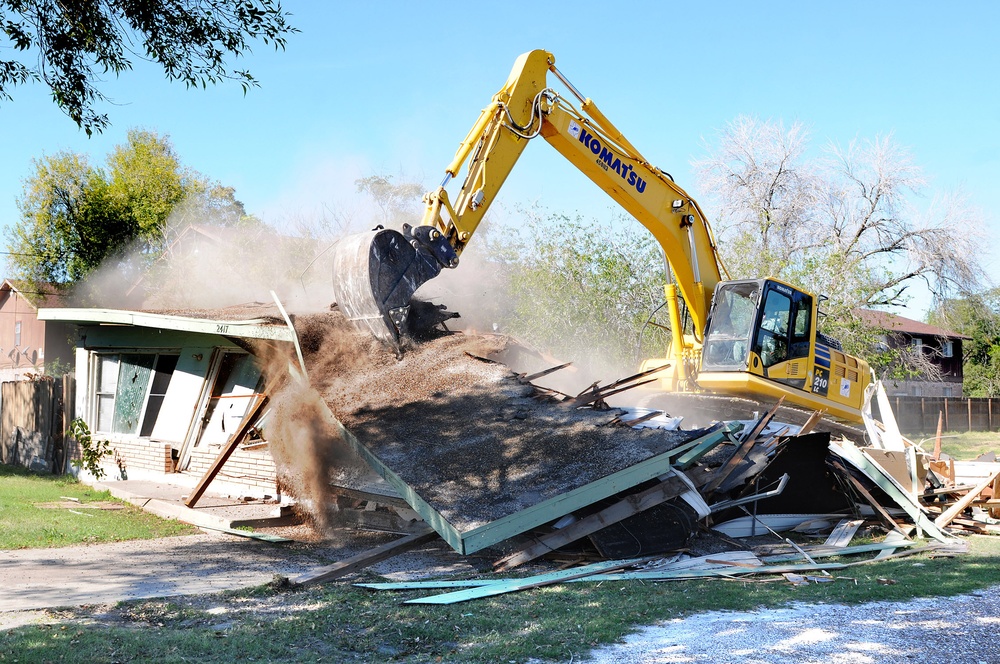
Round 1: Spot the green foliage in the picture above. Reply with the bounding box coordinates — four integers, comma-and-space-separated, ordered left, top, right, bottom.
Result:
6, 129, 250, 289
929, 290, 1000, 396
489, 207, 671, 374
69, 418, 111, 480
0, 1, 296, 134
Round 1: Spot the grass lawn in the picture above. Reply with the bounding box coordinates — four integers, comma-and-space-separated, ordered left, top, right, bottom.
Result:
3, 433, 1000, 661
2, 535, 1000, 663
0, 465, 194, 549
911, 430, 1000, 460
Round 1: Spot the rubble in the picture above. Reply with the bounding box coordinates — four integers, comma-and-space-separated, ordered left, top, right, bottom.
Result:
257, 315, 1000, 600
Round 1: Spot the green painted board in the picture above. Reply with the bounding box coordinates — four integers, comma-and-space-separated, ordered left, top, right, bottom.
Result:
675, 426, 731, 470
403, 558, 646, 604
575, 561, 848, 582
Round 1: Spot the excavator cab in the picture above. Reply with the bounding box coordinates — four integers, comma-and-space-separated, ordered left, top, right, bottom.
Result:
702, 279, 814, 377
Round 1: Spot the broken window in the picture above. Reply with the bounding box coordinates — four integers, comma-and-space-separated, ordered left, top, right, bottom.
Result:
92, 353, 179, 435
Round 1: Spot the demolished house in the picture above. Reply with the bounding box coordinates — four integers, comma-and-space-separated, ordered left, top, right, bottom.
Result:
38, 303, 1000, 599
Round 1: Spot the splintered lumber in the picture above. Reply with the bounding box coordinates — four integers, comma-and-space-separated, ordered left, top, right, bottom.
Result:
186, 395, 269, 508
702, 434, 760, 494
829, 458, 910, 538
797, 410, 824, 437
829, 441, 950, 542
521, 362, 572, 383
566, 365, 666, 408
294, 527, 437, 586
494, 474, 689, 571
738, 398, 784, 444
403, 557, 647, 604
934, 466, 1000, 528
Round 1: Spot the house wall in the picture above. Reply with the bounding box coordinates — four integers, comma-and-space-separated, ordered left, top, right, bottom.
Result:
71, 324, 278, 498
0, 288, 45, 380
187, 447, 278, 494
882, 332, 965, 397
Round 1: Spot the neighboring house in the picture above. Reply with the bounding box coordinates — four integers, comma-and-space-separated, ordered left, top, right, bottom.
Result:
37, 304, 295, 497
0, 279, 74, 381
856, 309, 969, 397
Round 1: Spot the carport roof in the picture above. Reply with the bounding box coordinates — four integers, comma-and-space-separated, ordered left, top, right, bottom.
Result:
37, 306, 296, 342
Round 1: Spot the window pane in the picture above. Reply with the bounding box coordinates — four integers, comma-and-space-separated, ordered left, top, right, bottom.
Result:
96, 394, 116, 433
139, 355, 178, 437
98, 355, 120, 393
112, 354, 155, 434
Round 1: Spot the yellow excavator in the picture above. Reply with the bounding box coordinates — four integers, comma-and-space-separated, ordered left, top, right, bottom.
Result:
331, 50, 872, 423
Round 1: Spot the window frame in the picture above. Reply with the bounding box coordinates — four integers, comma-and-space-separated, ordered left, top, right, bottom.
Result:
90, 350, 179, 437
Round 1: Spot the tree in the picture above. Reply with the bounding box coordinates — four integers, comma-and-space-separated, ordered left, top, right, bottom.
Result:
6, 129, 248, 286
1, 1, 295, 134
488, 206, 672, 376
694, 115, 986, 367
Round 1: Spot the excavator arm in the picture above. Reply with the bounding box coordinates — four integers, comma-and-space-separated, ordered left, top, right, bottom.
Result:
333, 50, 726, 358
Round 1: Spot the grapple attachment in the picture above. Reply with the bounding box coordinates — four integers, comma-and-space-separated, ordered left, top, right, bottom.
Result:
331, 224, 458, 345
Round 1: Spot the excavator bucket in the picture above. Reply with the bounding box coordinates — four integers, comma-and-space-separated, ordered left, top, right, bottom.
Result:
331, 225, 458, 345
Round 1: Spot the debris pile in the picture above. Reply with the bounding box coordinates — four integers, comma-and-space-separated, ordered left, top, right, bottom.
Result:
281, 318, 999, 599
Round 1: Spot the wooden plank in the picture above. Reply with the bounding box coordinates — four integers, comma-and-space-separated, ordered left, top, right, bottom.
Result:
493, 474, 689, 571
619, 410, 664, 427
830, 441, 950, 542
739, 398, 784, 444
675, 426, 732, 470
295, 527, 438, 586
933, 411, 943, 460
185, 395, 269, 508
796, 410, 824, 437
934, 467, 1000, 528
829, 458, 910, 538
404, 557, 646, 604
521, 362, 572, 383
702, 435, 759, 494
197, 525, 293, 543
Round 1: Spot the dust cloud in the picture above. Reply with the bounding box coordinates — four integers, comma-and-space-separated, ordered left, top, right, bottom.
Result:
255, 317, 374, 533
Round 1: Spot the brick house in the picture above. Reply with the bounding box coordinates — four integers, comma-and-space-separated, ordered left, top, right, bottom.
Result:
38, 304, 294, 497
0, 280, 74, 381
856, 309, 969, 397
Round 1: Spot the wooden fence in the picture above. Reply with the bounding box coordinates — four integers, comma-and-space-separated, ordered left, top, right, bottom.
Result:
876, 395, 1000, 435
0, 376, 73, 473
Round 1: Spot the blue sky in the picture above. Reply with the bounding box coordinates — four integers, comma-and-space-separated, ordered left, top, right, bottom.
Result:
3, 1, 998, 318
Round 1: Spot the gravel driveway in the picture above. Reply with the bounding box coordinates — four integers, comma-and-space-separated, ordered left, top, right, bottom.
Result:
583, 585, 1000, 664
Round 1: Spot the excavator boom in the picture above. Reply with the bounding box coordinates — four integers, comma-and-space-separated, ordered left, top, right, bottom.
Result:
331, 50, 872, 422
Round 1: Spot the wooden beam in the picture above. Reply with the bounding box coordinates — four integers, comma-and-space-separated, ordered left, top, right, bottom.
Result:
493, 474, 689, 571
934, 467, 1000, 528
797, 410, 824, 437
295, 527, 437, 586
185, 395, 269, 508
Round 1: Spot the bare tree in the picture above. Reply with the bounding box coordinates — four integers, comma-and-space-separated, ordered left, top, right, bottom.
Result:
694, 116, 986, 313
